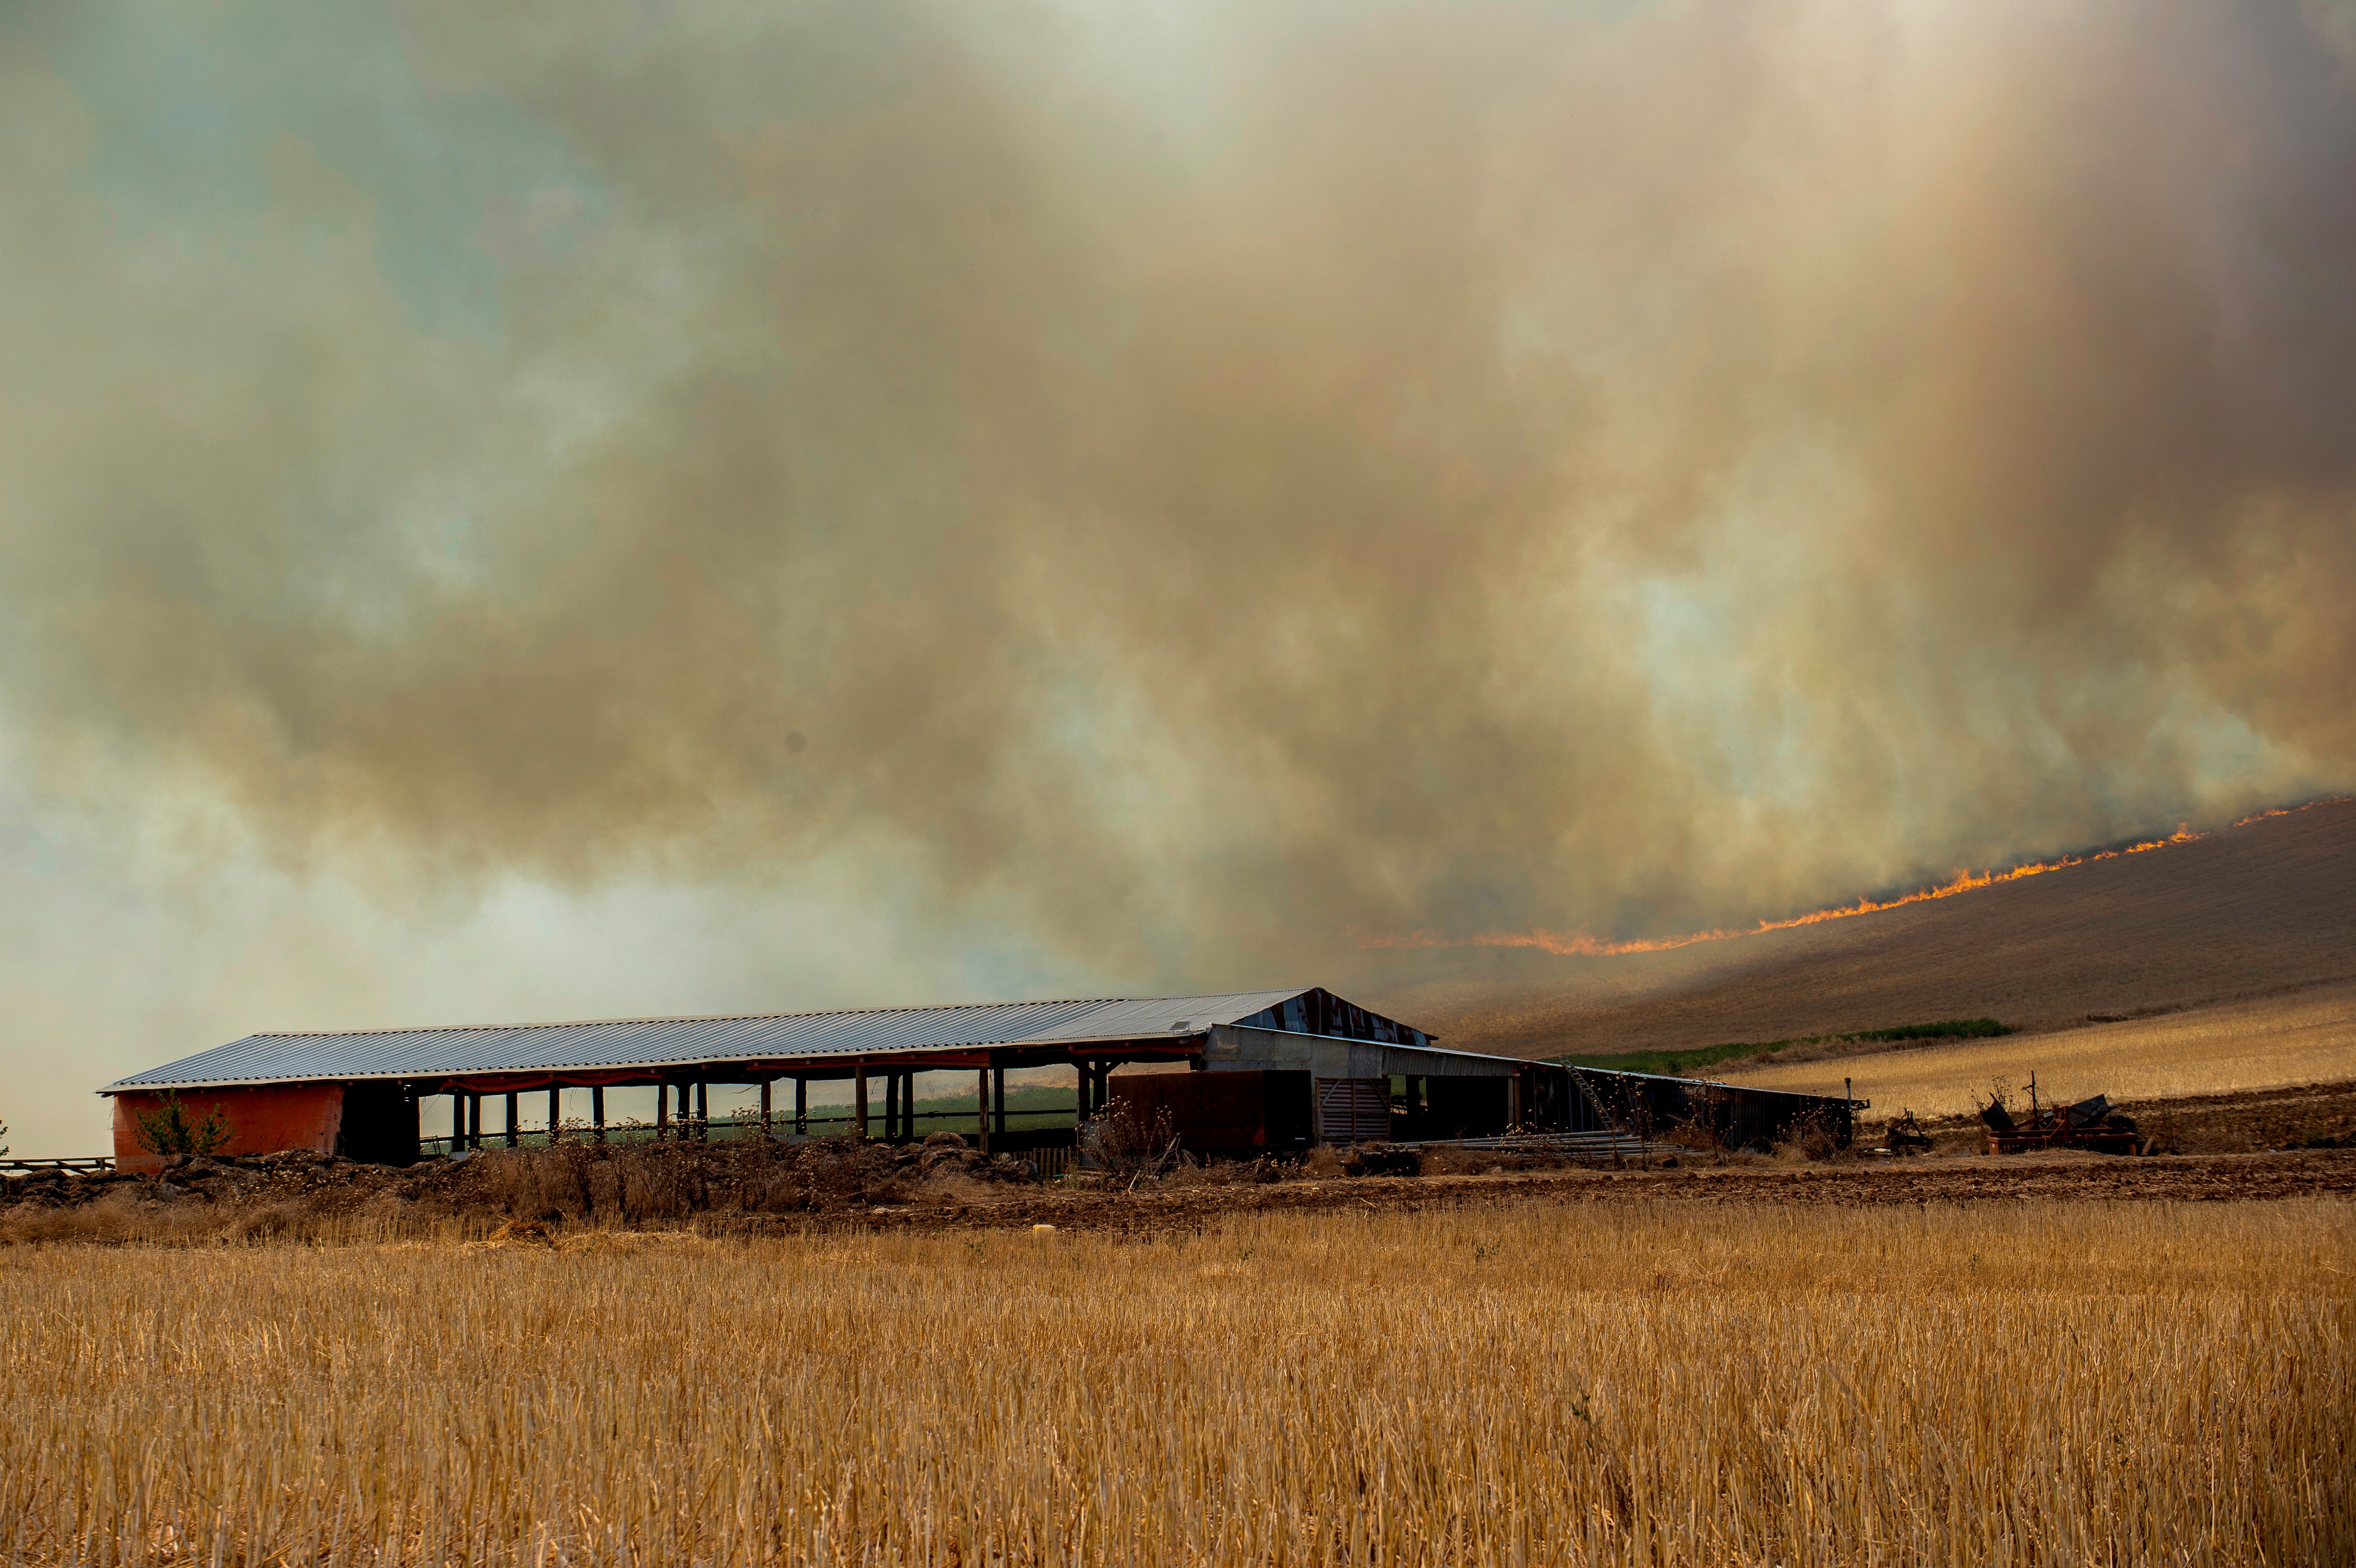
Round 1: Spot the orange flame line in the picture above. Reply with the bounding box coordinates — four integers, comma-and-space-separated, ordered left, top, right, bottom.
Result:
1359, 802, 2338, 959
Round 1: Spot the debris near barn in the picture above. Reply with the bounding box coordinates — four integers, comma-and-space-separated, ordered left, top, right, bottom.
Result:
0, 1135, 1046, 1243
1980, 1076, 2143, 1155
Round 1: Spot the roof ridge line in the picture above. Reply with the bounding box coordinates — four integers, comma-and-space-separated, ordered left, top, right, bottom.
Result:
246, 996, 1136, 1039
238, 988, 1316, 1039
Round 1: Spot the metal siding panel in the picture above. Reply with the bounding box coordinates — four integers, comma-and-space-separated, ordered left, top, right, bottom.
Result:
1315, 1078, 1392, 1143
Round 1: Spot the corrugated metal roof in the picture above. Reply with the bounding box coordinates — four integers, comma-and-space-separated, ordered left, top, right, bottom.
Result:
103, 990, 1319, 1092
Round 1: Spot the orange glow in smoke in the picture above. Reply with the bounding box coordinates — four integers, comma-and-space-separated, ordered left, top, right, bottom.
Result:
1360, 803, 2333, 959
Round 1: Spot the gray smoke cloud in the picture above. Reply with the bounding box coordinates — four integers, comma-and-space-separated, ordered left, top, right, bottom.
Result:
3, 0, 2353, 1001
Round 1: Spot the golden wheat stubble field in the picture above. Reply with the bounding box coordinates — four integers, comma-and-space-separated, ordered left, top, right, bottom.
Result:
3, 1199, 2349, 1568
1723, 981, 2356, 1117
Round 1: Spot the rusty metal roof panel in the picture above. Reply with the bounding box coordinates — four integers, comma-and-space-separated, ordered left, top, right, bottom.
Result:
100, 991, 1328, 1092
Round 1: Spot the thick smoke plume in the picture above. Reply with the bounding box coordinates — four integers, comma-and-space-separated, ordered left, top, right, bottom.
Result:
3, 0, 2353, 986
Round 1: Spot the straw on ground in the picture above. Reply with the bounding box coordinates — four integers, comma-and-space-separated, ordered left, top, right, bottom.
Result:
1, 1198, 2347, 1566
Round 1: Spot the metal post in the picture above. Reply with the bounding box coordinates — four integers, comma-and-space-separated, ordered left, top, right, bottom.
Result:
505, 1091, 520, 1148
794, 1077, 807, 1137
854, 1064, 869, 1141
592, 1085, 606, 1143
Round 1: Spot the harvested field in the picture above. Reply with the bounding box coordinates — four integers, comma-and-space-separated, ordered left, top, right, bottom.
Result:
1723, 983, 2356, 1114
2, 1199, 2347, 1567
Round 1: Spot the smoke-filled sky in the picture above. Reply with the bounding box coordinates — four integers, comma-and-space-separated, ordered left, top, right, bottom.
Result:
4, 0, 2353, 1150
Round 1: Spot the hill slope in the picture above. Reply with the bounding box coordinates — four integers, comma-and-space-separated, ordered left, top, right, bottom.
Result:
1353, 798, 2356, 1059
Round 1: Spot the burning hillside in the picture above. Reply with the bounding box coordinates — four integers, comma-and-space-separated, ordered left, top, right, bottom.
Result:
1359, 797, 2356, 1059
1362, 810, 2333, 960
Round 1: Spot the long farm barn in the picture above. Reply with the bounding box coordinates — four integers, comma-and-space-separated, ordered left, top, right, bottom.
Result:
102, 986, 1856, 1169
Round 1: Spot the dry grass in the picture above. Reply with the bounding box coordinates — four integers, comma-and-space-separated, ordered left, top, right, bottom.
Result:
1, 1199, 2349, 1567
1721, 982, 2356, 1115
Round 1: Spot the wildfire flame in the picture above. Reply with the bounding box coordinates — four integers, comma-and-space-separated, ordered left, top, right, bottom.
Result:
1360, 803, 2334, 959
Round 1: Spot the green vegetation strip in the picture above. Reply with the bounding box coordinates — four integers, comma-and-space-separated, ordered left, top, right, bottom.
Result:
1554, 1018, 2011, 1078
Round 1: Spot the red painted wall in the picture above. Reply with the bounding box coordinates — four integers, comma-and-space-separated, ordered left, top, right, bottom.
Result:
111, 1083, 347, 1173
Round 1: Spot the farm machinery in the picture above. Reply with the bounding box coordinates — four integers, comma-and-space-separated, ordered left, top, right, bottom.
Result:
1980, 1075, 2142, 1155
1882, 1111, 1934, 1155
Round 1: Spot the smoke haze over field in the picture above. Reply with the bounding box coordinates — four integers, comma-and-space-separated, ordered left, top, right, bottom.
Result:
2, 0, 2354, 1145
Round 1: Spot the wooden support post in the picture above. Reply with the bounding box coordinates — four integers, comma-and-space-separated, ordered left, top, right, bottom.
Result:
794, 1077, 807, 1137
505, 1091, 520, 1148
657, 1082, 670, 1140
977, 1067, 991, 1152
993, 1064, 1007, 1142
760, 1080, 772, 1137
548, 1086, 562, 1143
467, 1092, 480, 1150
884, 1072, 900, 1143
592, 1086, 606, 1143
696, 1081, 709, 1142
854, 1064, 869, 1141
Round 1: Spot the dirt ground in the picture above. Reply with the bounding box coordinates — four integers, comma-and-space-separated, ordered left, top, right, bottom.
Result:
8, 1082, 2354, 1242
876, 1150, 2356, 1236
1863, 1078, 2356, 1158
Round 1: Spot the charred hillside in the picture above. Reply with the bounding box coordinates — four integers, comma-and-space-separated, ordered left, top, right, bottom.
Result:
1363, 799, 2356, 1059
